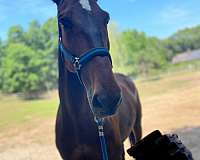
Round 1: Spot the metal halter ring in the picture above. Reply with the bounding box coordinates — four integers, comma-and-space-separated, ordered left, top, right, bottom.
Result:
73, 57, 81, 70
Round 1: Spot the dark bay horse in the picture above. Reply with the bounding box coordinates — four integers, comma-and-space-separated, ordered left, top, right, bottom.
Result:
52, 0, 142, 159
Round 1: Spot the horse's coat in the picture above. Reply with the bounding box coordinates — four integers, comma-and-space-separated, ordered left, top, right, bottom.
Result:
79, 0, 92, 11
53, 0, 142, 159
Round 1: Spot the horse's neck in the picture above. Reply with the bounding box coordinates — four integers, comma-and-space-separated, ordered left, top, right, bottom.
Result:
59, 70, 87, 114
58, 51, 87, 113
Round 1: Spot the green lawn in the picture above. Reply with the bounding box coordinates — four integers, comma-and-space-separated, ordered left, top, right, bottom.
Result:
0, 70, 199, 160
0, 69, 199, 132
0, 95, 59, 131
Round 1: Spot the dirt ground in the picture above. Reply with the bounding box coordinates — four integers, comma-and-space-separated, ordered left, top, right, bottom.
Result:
0, 105, 199, 160
0, 71, 199, 160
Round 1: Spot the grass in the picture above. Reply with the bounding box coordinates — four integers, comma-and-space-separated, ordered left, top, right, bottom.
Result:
0, 69, 199, 132
0, 69, 200, 160
0, 95, 59, 131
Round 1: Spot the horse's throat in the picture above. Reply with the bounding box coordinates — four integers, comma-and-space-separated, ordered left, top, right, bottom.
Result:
59, 69, 89, 113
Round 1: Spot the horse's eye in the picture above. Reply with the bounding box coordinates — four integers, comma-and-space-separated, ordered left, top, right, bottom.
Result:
59, 18, 73, 29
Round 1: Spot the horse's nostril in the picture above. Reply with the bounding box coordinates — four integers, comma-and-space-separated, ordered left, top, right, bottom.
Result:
92, 92, 122, 110
92, 94, 104, 109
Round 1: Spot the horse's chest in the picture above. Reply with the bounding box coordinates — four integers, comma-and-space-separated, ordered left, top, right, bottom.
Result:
70, 144, 101, 160
56, 118, 101, 159
60, 133, 101, 160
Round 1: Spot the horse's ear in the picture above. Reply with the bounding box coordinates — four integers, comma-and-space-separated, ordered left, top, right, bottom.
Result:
52, 0, 61, 5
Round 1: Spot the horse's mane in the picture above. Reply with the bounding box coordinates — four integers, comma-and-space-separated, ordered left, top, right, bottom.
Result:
52, 0, 98, 5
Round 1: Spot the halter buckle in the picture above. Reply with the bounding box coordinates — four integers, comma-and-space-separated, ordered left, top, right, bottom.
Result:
74, 57, 81, 70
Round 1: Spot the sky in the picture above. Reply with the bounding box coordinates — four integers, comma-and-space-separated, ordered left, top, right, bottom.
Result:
0, 0, 200, 40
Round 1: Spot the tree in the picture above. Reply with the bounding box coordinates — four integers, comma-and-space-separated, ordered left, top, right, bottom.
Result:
111, 29, 168, 76
108, 23, 127, 73
2, 17, 199, 97
0, 39, 3, 61
40, 18, 58, 92
7, 25, 25, 44
164, 25, 200, 57
0, 43, 54, 98
0, 39, 5, 89
25, 20, 46, 51
0, 18, 59, 98
134, 47, 167, 76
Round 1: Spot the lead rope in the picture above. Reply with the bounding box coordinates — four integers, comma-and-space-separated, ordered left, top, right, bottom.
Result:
95, 117, 109, 160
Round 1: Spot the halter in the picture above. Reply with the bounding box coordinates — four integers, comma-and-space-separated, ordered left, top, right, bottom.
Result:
58, 23, 112, 85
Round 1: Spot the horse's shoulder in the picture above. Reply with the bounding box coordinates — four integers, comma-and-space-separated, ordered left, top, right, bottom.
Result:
114, 73, 138, 99
114, 73, 129, 80
114, 73, 136, 87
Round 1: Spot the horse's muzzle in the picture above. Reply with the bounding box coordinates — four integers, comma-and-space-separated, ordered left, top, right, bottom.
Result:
92, 91, 122, 118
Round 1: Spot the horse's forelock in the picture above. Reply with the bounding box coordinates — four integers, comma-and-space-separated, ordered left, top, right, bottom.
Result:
52, 0, 98, 4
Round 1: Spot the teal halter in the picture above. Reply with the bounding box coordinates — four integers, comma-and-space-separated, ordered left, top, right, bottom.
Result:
58, 23, 112, 85
59, 40, 112, 85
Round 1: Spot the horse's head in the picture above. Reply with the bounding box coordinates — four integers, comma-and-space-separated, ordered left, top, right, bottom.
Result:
53, 0, 122, 118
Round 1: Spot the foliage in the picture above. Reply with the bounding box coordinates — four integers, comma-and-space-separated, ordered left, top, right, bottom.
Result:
109, 25, 168, 76
163, 25, 200, 56
1, 44, 38, 92
7, 25, 25, 44
1, 44, 49, 98
0, 40, 4, 89
0, 18, 58, 98
0, 17, 200, 97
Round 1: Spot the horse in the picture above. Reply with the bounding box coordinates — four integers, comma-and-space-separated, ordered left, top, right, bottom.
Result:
52, 0, 142, 159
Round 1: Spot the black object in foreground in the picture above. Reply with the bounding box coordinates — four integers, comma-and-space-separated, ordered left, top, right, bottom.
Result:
127, 130, 193, 160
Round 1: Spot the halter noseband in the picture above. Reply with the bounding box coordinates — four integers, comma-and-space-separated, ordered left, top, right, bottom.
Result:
58, 24, 112, 85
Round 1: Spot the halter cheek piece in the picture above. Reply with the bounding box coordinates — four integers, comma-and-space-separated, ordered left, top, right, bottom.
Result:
58, 23, 112, 85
